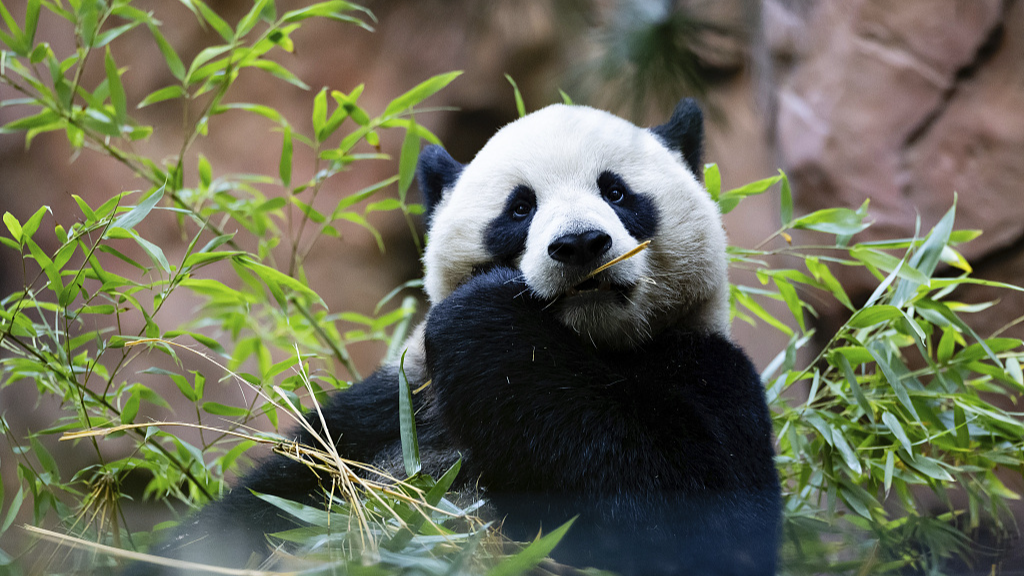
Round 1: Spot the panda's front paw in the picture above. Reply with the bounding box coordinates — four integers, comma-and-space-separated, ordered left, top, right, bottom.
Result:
425, 267, 541, 353
464, 265, 529, 296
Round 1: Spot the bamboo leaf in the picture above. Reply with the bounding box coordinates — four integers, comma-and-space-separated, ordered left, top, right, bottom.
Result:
835, 352, 874, 424
311, 86, 327, 140
235, 0, 269, 38
109, 185, 165, 233
790, 201, 870, 236
193, 0, 233, 41
779, 169, 792, 225
398, 121, 420, 201
703, 163, 721, 201
398, 352, 421, 477
867, 341, 920, 422
279, 124, 293, 186
131, 232, 171, 273
249, 59, 310, 90
383, 71, 462, 118
202, 402, 248, 417
486, 518, 575, 576
881, 411, 913, 454
3, 212, 22, 243
505, 74, 526, 118
139, 85, 186, 108
148, 24, 186, 79
104, 46, 128, 128
121, 389, 141, 424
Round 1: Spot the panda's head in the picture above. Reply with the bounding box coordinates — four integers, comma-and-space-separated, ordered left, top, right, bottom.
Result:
417, 99, 728, 349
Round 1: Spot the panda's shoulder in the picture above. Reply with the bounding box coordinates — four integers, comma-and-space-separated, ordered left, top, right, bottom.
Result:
638, 329, 763, 397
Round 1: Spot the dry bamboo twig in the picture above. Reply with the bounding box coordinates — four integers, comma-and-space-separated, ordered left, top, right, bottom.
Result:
584, 240, 651, 279
22, 525, 296, 576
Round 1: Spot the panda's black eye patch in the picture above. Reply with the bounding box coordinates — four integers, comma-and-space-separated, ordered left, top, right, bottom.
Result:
597, 172, 629, 204
599, 174, 627, 204
485, 184, 536, 265
597, 171, 659, 240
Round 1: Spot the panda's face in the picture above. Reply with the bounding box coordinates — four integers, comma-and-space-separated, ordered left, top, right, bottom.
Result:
419, 102, 728, 349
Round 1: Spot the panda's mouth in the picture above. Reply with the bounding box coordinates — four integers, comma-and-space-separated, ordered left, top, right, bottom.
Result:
567, 277, 632, 299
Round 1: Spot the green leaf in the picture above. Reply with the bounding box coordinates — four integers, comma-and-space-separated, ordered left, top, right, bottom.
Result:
733, 287, 793, 336
237, 257, 324, 304
311, 86, 327, 140
196, 154, 213, 189
104, 46, 128, 128
331, 176, 398, 217
505, 73, 526, 118
139, 85, 186, 108
131, 232, 171, 273
0, 2, 26, 55
835, 352, 874, 424
202, 402, 248, 417
253, 491, 331, 526
881, 411, 913, 454
281, 1, 374, 24
830, 424, 862, 475
790, 201, 870, 236
0, 108, 60, 134
185, 45, 231, 85
892, 201, 956, 306
902, 451, 954, 482
215, 101, 283, 122
779, 169, 792, 224
193, 0, 233, 41
398, 352, 420, 477
235, 0, 269, 38
148, 24, 186, 79
3, 212, 22, 244
1, 487, 25, 534
336, 211, 384, 252
718, 174, 782, 214
884, 450, 895, 495
703, 163, 721, 202
558, 89, 573, 105
486, 517, 575, 576
23, 0, 40, 44
109, 185, 165, 233
850, 246, 930, 284
95, 22, 139, 48
279, 124, 292, 186
773, 277, 804, 332
867, 341, 919, 422
383, 71, 462, 117
398, 122, 420, 201
848, 305, 903, 329
806, 257, 854, 310
249, 59, 310, 90
953, 403, 969, 449
121, 389, 141, 424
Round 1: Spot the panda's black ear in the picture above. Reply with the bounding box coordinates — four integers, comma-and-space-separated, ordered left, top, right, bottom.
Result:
417, 145, 464, 221
650, 98, 704, 178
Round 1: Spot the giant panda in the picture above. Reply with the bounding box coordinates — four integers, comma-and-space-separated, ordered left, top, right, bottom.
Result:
131, 99, 781, 576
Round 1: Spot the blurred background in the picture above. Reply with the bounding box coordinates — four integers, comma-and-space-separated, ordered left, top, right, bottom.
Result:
1, 0, 1023, 561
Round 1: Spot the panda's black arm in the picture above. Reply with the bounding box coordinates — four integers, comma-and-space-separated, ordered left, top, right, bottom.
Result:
423, 266, 777, 494
125, 367, 406, 575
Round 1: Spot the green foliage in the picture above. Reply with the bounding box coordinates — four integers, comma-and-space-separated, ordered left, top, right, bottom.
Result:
0, 1, 1021, 575
715, 167, 1024, 573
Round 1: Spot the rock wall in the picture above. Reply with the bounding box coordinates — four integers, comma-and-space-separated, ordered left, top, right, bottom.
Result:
769, 0, 1024, 337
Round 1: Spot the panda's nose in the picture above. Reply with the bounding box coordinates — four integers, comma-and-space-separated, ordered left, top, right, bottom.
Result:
548, 230, 612, 267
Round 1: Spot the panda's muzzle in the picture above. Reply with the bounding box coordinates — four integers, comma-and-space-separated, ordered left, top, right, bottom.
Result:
567, 276, 633, 300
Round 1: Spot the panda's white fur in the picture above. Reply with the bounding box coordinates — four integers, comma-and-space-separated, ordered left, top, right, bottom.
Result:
422, 104, 728, 349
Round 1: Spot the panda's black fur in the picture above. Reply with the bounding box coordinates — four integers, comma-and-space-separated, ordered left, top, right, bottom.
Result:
129, 99, 781, 576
